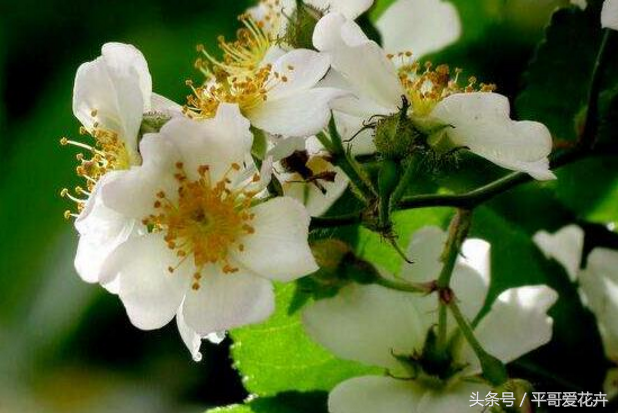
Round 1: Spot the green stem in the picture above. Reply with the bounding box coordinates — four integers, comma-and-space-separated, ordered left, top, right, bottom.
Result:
436, 209, 473, 352
437, 209, 472, 288
374, 276, 434, 294
580, 29, 614, 150
437, 304, 448, 352
390, 156, 420, 207
327, 117, 377, 203
449, 300, 508, 386
396, 144, 586, 211
310, 212, 363, 229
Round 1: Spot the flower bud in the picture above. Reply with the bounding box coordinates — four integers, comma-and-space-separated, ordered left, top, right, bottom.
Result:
284, 2, 323, 50
374, 103, 425, 160
139, 112, 172, 139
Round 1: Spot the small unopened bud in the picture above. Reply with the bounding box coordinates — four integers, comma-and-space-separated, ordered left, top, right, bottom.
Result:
283, 2, 322, 49
374, 99, 424, 160
139, 112, 172, 139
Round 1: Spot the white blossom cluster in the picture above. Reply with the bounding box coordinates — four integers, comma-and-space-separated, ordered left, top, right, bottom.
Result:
59, 0, 618, 411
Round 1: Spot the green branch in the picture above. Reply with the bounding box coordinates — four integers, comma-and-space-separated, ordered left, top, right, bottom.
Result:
436, 209, 472, 352
449, 300, 508, 386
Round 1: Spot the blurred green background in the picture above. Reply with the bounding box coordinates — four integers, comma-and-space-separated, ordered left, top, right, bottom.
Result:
0, 0, 591, 412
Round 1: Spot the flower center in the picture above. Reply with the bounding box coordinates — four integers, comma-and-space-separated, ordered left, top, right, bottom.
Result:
185, 15, 294, 119
144, 162, 258, 290
389, 53, 496, 117
60, 109, 133, 219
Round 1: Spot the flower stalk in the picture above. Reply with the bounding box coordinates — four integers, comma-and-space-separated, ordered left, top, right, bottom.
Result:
448, 299, 509, 386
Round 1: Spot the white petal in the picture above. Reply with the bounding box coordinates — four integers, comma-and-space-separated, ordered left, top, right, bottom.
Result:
430, 92, 555, 180
313, 13, 404, 111
268, 136, 307, 162
73, 43, 151, 159
282, 157, 349, 217
162, 104, 252, 182
456, 285, 558, 373
206, 331, 226, 344
150, 93, 183, 117
101, 42, 152, 105
248, 87, 348, 137
332, 110, 377, 155
602, 0, 618, 30
182, 268, 275, 335
232, 197, 318, 281
417, 381, 492, 413
579, 247, 618, 360
329, 376, 424, 413
399, 226, 446, 283
268, 49, 331, 100
302, 284, 427, 370
320, 69, 395, 119
307, 0, 373, 19
74, 172, 141, 284
399, 227, 490, 329
533, 225, 584, 282
102, 233, 191, 331
101, 133, 179, 219
376, 0, 461, 59
177, 303, 204, 362
451, 238, 491, 322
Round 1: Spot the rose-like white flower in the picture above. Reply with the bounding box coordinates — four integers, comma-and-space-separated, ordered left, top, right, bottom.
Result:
534, 225, 618, 397
65, 42, 178, 287
303, 226, 558, 413
313, 13, 556, 180
98, 103, 318, 360
602, 0, 618, 30
189, 18, 346, 138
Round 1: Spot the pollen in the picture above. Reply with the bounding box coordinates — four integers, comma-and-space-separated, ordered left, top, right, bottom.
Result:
60, 111, 133, 218
144, 163, 258, 287
389, 52, 496, 117
185, 13, 294, 119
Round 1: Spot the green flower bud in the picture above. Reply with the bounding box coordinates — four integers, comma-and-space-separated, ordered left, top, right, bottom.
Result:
374, 100, 426, 160
284, 1, 322, 50
139, 112, 172, 140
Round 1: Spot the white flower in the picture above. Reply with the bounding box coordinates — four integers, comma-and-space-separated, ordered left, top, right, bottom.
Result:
303, 226, 558, 413
99, 103, 318, 359
268, 136, 349, 217
189, 19, 347, 138
376, 0, 461, 58
313, 13, 556, 180
602, 0, 618, 30
534, 225, 618, 397
65, 42, 179, 286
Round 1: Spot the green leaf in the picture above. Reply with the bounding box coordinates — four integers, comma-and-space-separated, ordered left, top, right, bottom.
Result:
358, 208, 451, 273
552, 156, 618, 225
205, 392, 328, 413
230, 283, 379, 397
515, 0, 610, 142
